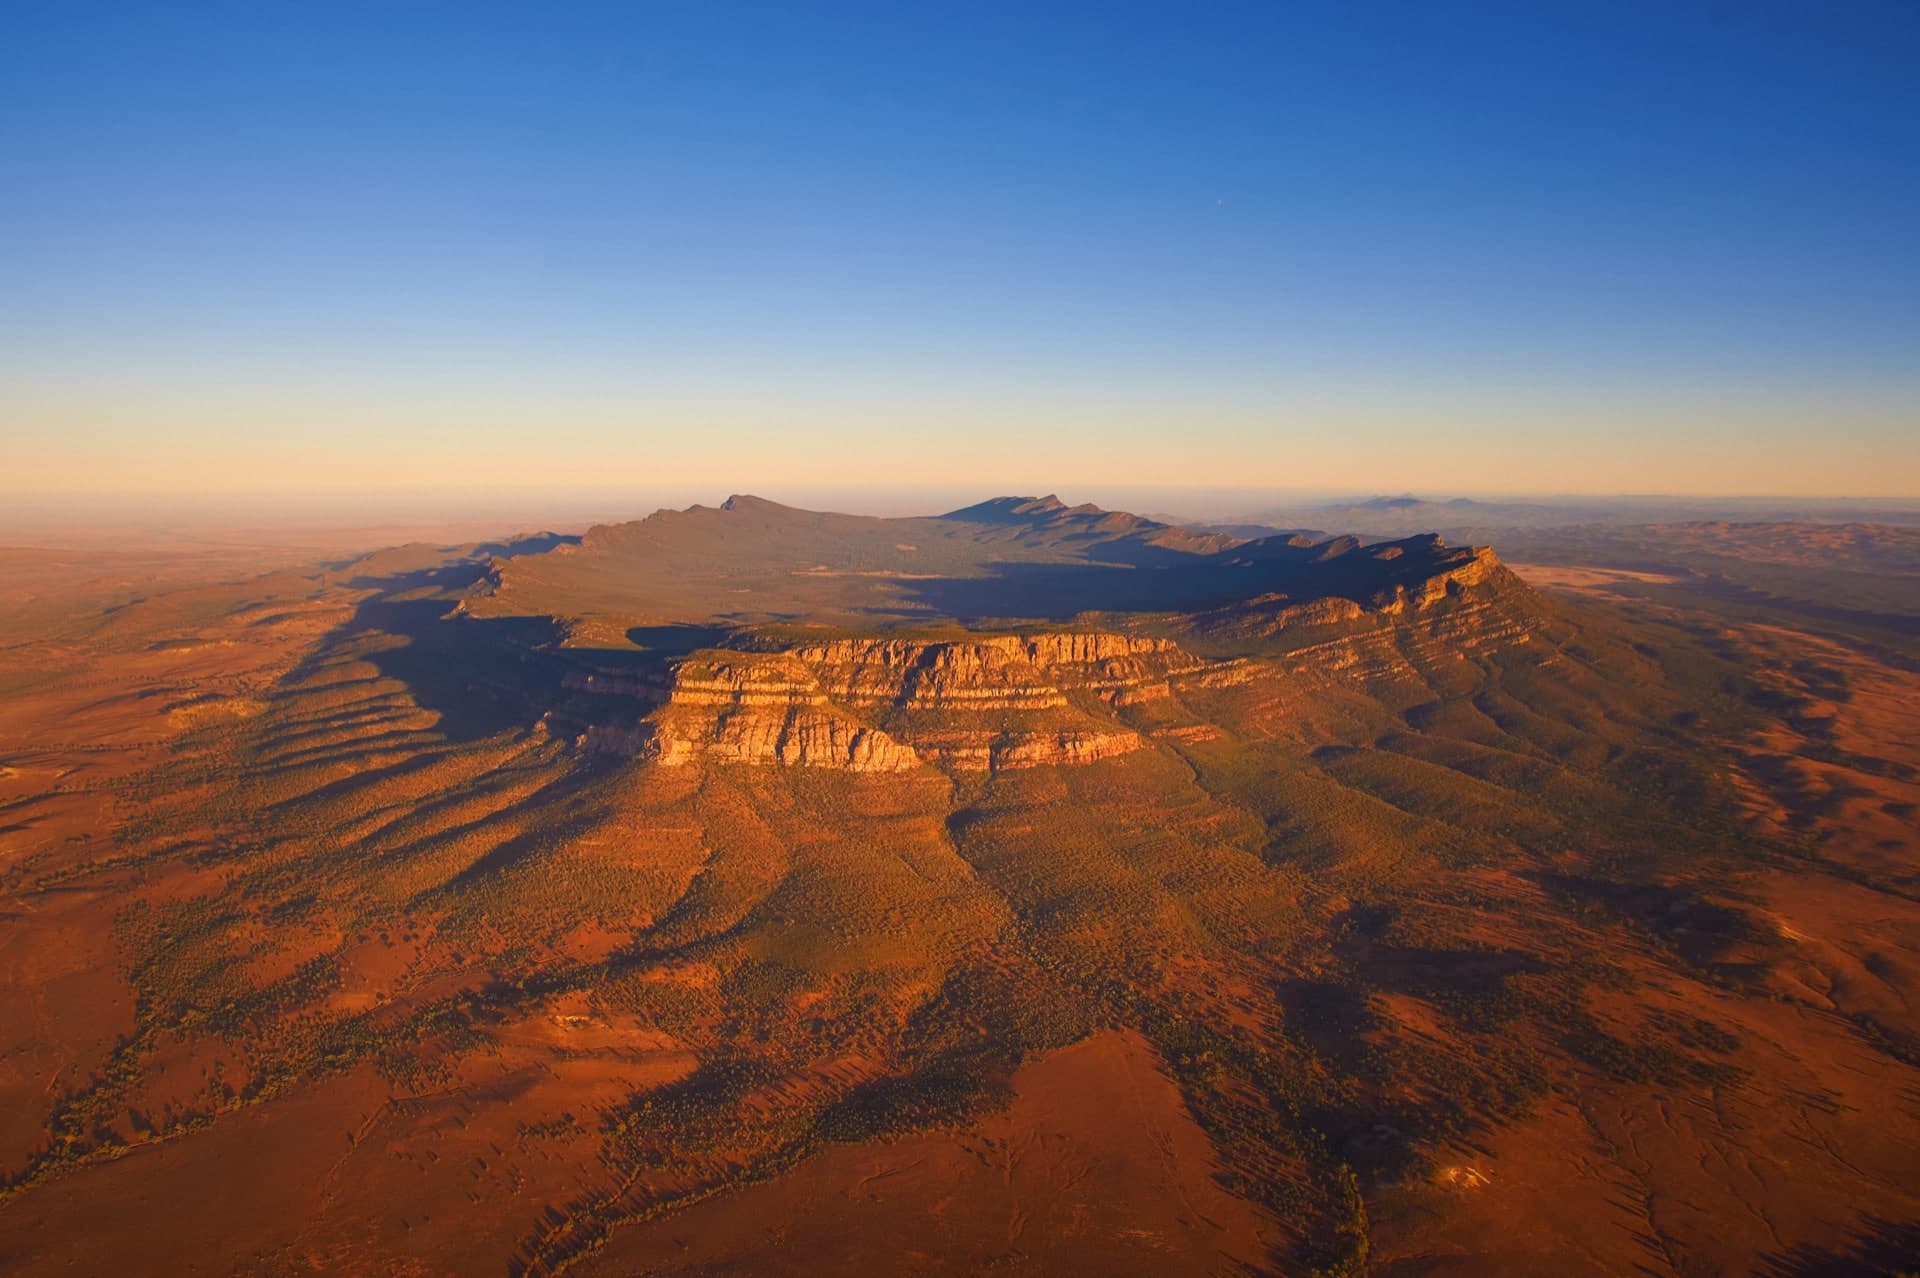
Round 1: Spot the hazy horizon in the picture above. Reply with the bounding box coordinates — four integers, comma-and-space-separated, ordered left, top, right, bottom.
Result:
6, 482, 1919, 554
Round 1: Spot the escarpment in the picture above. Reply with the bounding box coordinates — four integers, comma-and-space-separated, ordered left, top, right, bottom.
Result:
502, 496, 1549, 772
1183, 543, 1542, 645
567, 570, 1533, 772
579, 634, 1171, 771
790, 633, 1201, 710
586, 654, 921, 771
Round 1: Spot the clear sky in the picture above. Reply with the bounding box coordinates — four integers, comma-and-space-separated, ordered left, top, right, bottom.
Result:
3, 1, 1916, 500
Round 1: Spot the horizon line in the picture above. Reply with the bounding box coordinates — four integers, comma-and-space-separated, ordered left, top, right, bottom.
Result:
5, 484, 1920, 504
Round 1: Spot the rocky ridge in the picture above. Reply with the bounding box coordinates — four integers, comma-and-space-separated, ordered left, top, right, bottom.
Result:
524, 501, 1547, 772
1187, 542, 1535, 642
571, 632, 1212, 771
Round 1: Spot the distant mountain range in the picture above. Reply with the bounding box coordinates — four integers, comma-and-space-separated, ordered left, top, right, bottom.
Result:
1158, 493, 1920, 541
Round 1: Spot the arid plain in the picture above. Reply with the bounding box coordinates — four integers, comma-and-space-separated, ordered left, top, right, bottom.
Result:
1, 497, 1916, 1276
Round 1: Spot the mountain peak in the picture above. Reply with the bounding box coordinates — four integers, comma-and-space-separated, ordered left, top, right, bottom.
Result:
941, 494, 1082, 524
712, 494, 817, 520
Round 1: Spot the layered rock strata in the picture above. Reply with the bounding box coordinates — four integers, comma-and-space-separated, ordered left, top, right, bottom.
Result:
579, 634, 1186, 771
567, 548, 1537, 772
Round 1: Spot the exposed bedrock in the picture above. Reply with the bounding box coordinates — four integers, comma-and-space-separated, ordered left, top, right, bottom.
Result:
573, 554, 1537, 772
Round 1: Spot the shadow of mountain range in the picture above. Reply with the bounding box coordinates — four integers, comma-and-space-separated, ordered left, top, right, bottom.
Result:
894, 534, 1473, 622
1756, 1215, 1920, 1276
475, 532, 582, 558
321, 571, 746, 749
289, 560, 571, 746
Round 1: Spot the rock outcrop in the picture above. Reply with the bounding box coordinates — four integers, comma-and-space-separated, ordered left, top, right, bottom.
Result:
1186, 543, 1538, 644
560, 542, 1546, 773
791, 633, 1199, 711
587, 654, 921, 771
576, 631, 1196, 772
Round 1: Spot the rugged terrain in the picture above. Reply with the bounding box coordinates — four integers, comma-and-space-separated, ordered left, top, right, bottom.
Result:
0, 497, 1916, 1275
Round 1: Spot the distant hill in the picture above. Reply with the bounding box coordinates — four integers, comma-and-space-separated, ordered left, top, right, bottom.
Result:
1208, 493, 1920, 540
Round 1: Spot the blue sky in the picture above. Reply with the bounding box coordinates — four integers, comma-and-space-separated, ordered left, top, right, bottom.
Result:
3, 1, 1916, 497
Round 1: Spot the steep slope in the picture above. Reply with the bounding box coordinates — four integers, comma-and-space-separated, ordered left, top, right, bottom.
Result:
568, 631, 1219, 772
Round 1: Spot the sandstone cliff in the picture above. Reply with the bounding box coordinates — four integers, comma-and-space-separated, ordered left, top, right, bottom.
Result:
563, 544, 1545, 773
578, 632, 1186, 772
596, 654, 921, 772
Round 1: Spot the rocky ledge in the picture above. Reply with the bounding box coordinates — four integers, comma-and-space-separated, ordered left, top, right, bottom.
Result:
582, 632, 1186, 772
566, 543, 1536, 772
